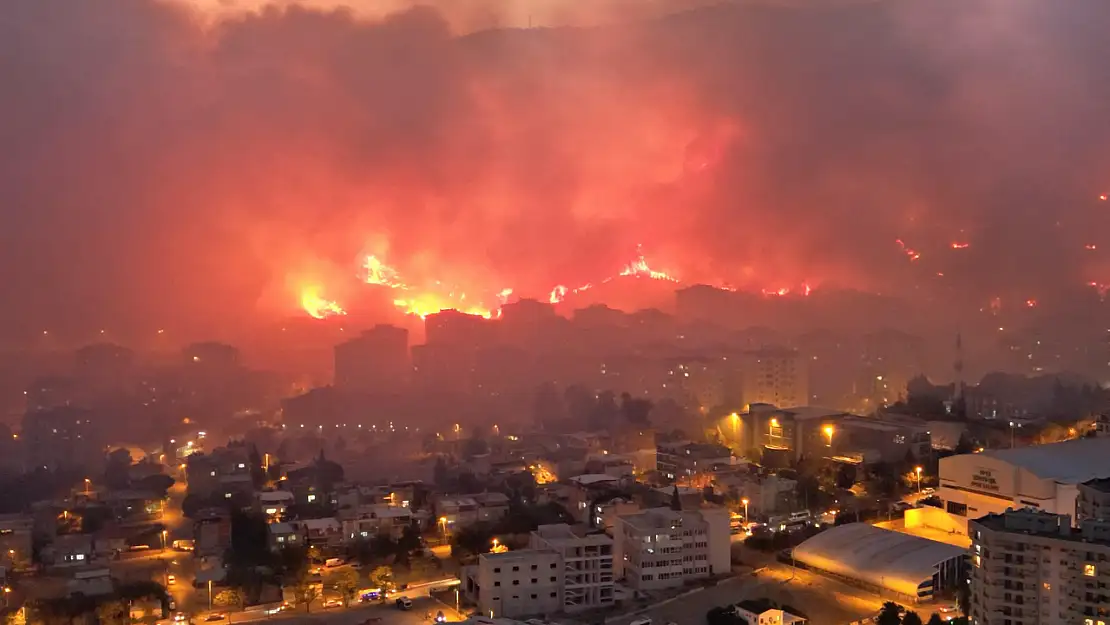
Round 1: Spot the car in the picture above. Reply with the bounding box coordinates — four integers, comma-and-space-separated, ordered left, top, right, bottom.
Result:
435, 611, 446, 623
362, 618, 383, 624
396, 597, 413, 610
205, 615, 226, 622
921, 487, 936, 496
167, 574, 176, 585
173, 614, 187, 622
324, 599, 342, 608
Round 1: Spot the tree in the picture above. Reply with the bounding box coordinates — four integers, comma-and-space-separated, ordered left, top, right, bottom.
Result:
954, 432, 974, 455
135, 473, 175, 497
292, 575, 320, 613
214, 588, 245, 623
669, 485, 682, 511
325, 568, 359, 608
368, 565, 395, 599
926, 615, 944, 625
903, 611, 924, 625
104, 448, 133, 490
957, 575, 970, 617
433, 457, 450, 489
619, 392, 653, 425
835, 464, 857, 490
247, 445, 265, 488
876, 601, 902, 625
96, 599, 128, 625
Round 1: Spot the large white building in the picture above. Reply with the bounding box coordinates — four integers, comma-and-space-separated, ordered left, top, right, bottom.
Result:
462, 524, 614, 617
465, 550, 563, 618
612, 506, 730, 590
938, 437, 1110, 533
792, 523, 965, 602
529, 524, 614, 612
969, 508, 1110, 625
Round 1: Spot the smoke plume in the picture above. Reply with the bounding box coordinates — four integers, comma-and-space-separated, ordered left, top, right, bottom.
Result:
2, 0, 1110, 341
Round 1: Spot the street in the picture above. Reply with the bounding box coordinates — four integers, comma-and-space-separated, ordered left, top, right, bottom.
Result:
627, 564, 882, 625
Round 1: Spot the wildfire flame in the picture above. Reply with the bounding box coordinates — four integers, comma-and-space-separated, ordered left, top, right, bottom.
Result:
300, 287, 346, 319
895, 238, 921, 261
305, 247, 811, 319
950, 242, 970, 249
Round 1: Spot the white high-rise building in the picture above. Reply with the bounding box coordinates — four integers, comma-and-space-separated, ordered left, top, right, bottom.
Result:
529, 524, 615, 612
969, 508, 1110, 625
612, 506, 730, 590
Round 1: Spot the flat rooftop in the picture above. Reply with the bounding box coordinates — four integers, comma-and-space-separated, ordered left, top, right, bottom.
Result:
980, 437, 1110, 483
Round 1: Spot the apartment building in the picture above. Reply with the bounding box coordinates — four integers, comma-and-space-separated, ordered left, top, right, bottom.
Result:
339, 504, 412, 541
464, 550, 563, 618
435, 492, 511, 531
529, 524, 615, 612
1078, 478, 1110, 523
969, 508, 1110, 625
613, 506, 730, 590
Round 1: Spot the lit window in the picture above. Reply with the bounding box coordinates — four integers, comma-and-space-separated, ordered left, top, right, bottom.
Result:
307, 495, 316, 503
1042, 582, 1051, 590
974, 555, 981, 568
224, 493, 232, 499
1085, 564, 1097, 577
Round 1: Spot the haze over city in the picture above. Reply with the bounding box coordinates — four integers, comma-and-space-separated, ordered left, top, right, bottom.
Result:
4, 2, 1110, 624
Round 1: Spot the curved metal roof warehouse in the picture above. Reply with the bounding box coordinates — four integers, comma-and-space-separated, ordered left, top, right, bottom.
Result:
792, 523, 966, 598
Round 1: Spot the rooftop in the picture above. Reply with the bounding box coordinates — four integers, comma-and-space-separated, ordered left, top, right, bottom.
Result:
793, 523, 966, 597
778, 406, 851, 421
972, 509, 1110, 546
980, 436, 1110, 483
1082, 477, 1110, 494
568, 474, 621, 486
532, 523, 611, 545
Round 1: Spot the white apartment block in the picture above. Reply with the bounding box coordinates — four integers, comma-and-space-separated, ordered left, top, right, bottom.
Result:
464, 550, 563, 618
613, 506, 730, 590
969, 509, 1110, 625
529, 524, 615, 612
339, 504, 412, 541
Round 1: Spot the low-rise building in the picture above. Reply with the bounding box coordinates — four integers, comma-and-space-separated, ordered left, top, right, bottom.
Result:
257, 490, 295, 520
464, 550, 563, 618
194, 509, 232, 557
1078, 478, 1110, 523
268, 522, 302, 551
612, 506, 730, 590
733, 599, 808, 625
339, 504, 412, 541
529, 524, 614, 612
435, 493, 510, 531
293, 518, 343, 550
44, 534, 95, 568
0, 514, 34, 570
970, 508, 1110, 624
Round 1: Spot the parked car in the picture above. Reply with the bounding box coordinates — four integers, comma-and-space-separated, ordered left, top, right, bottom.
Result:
396, 598, 413, 610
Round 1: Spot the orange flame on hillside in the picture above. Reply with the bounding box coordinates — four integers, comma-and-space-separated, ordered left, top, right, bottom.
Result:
304, 247, 811, 319
300, 287, 346, 319
950, 242, 970, 249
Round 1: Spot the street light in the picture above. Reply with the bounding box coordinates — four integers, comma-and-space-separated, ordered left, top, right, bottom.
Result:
822, 425, 835, 448
84, 478, 91, 496
741, 497, 749, 521
915, 466, 923, 494
208, 579, 213, 611
161, 529, 168, 551
438, 517, 448, 540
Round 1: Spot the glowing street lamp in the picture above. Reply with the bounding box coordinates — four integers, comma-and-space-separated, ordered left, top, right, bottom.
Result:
438, 516, 449, 540
915, 466, 923, 494
84, 478, 91, 496
823, 425, 835, 447
741, 497, 749, 522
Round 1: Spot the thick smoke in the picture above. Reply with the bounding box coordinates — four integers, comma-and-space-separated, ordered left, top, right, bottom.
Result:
2, 0, 1110, 341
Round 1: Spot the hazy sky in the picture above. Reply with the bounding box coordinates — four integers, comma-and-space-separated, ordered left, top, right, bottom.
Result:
2, 0, 1109, 340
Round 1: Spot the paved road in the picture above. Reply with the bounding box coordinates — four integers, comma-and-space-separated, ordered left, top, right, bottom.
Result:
170, 591, 457, 625
625, 564, 881, 625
